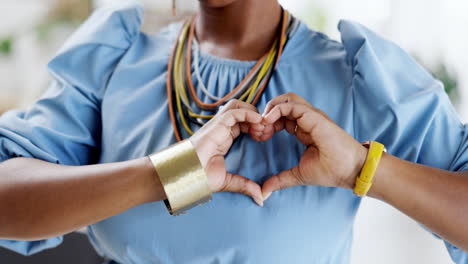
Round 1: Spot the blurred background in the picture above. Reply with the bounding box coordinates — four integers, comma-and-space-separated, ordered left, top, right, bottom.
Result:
0, 0, 467, 263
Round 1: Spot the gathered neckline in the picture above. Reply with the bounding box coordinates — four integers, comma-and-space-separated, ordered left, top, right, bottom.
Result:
193, 21, 307, 69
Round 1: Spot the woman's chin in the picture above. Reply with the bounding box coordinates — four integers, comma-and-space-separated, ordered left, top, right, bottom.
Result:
198, 0, 239, 8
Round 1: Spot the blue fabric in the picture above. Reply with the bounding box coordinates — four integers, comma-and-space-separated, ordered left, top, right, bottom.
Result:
0, 1, 467, 263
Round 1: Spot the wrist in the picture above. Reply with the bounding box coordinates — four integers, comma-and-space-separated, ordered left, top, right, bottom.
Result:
342, 143, 368, 190
189, 136, 211, 170
366, 152, 389, 200
135, 157, 167, 203
148, 140, 212, 215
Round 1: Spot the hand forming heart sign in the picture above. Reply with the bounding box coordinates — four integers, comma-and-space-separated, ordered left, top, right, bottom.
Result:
190, 93, 369, 206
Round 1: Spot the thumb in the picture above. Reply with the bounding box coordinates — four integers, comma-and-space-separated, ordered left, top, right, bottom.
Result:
262, 166, 302, 201
223, 172, 264, 206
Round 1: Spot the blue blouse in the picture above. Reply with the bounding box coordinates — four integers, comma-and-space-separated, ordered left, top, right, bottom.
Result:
1, 1, 467, 263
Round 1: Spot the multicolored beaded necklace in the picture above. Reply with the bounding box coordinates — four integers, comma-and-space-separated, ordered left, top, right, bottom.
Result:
166, 9, 298, 141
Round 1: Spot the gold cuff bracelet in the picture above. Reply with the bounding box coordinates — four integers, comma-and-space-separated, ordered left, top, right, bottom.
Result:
148, 140, 212, 216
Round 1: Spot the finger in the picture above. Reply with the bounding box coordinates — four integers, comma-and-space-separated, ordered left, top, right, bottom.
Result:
263, 94, 336, 124
221, 109, 263, 129
258, 116, 299, 141
263, 92, 311, 116
230, 122, 241, 139
248, 122, 266, 141
258, 118, 284, 141
250, 123, 265, 133
262, 166, 303, 201
243, 119, 265, 140
263, 123, 276, 135
284, 118, 297, 135
223, 172, 264, 206
209, 109, 262, 154
217, 99, 261, 137
263, 103, 322, 135
215, 100, 263, 139
240, 122, 250, 134
219, 99, 259, 114
241, 121, 265, 138
248, 125, 263, 141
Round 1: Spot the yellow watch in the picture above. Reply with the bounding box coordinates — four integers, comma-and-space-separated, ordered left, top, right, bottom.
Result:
353, 141, 386, 196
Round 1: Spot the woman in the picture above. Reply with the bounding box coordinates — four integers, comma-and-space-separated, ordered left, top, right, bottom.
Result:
0, 0, 467, 263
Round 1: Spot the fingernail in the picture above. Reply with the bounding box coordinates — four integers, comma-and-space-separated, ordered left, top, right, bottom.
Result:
254, 197, 264, 207
255, 123, 265, 128
263, 192, 272, 201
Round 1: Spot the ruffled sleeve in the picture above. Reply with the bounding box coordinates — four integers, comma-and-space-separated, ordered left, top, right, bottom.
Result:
0, 1, 142, 255
339, 20, 468, 263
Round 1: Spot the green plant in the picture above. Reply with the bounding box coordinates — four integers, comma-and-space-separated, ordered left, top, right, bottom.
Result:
37, 0, 93, 41
415, 55, 460, 105
430, 63, 460, 105
0, 37, 13, 56
0, 1, 93, 56
300, 2, 328, 32
432, 63, 458, 98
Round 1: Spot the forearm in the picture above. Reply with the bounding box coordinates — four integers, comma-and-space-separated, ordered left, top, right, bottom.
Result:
258, 92, 468, 250
0, 157, 164, 240
366, 153, 468, 251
